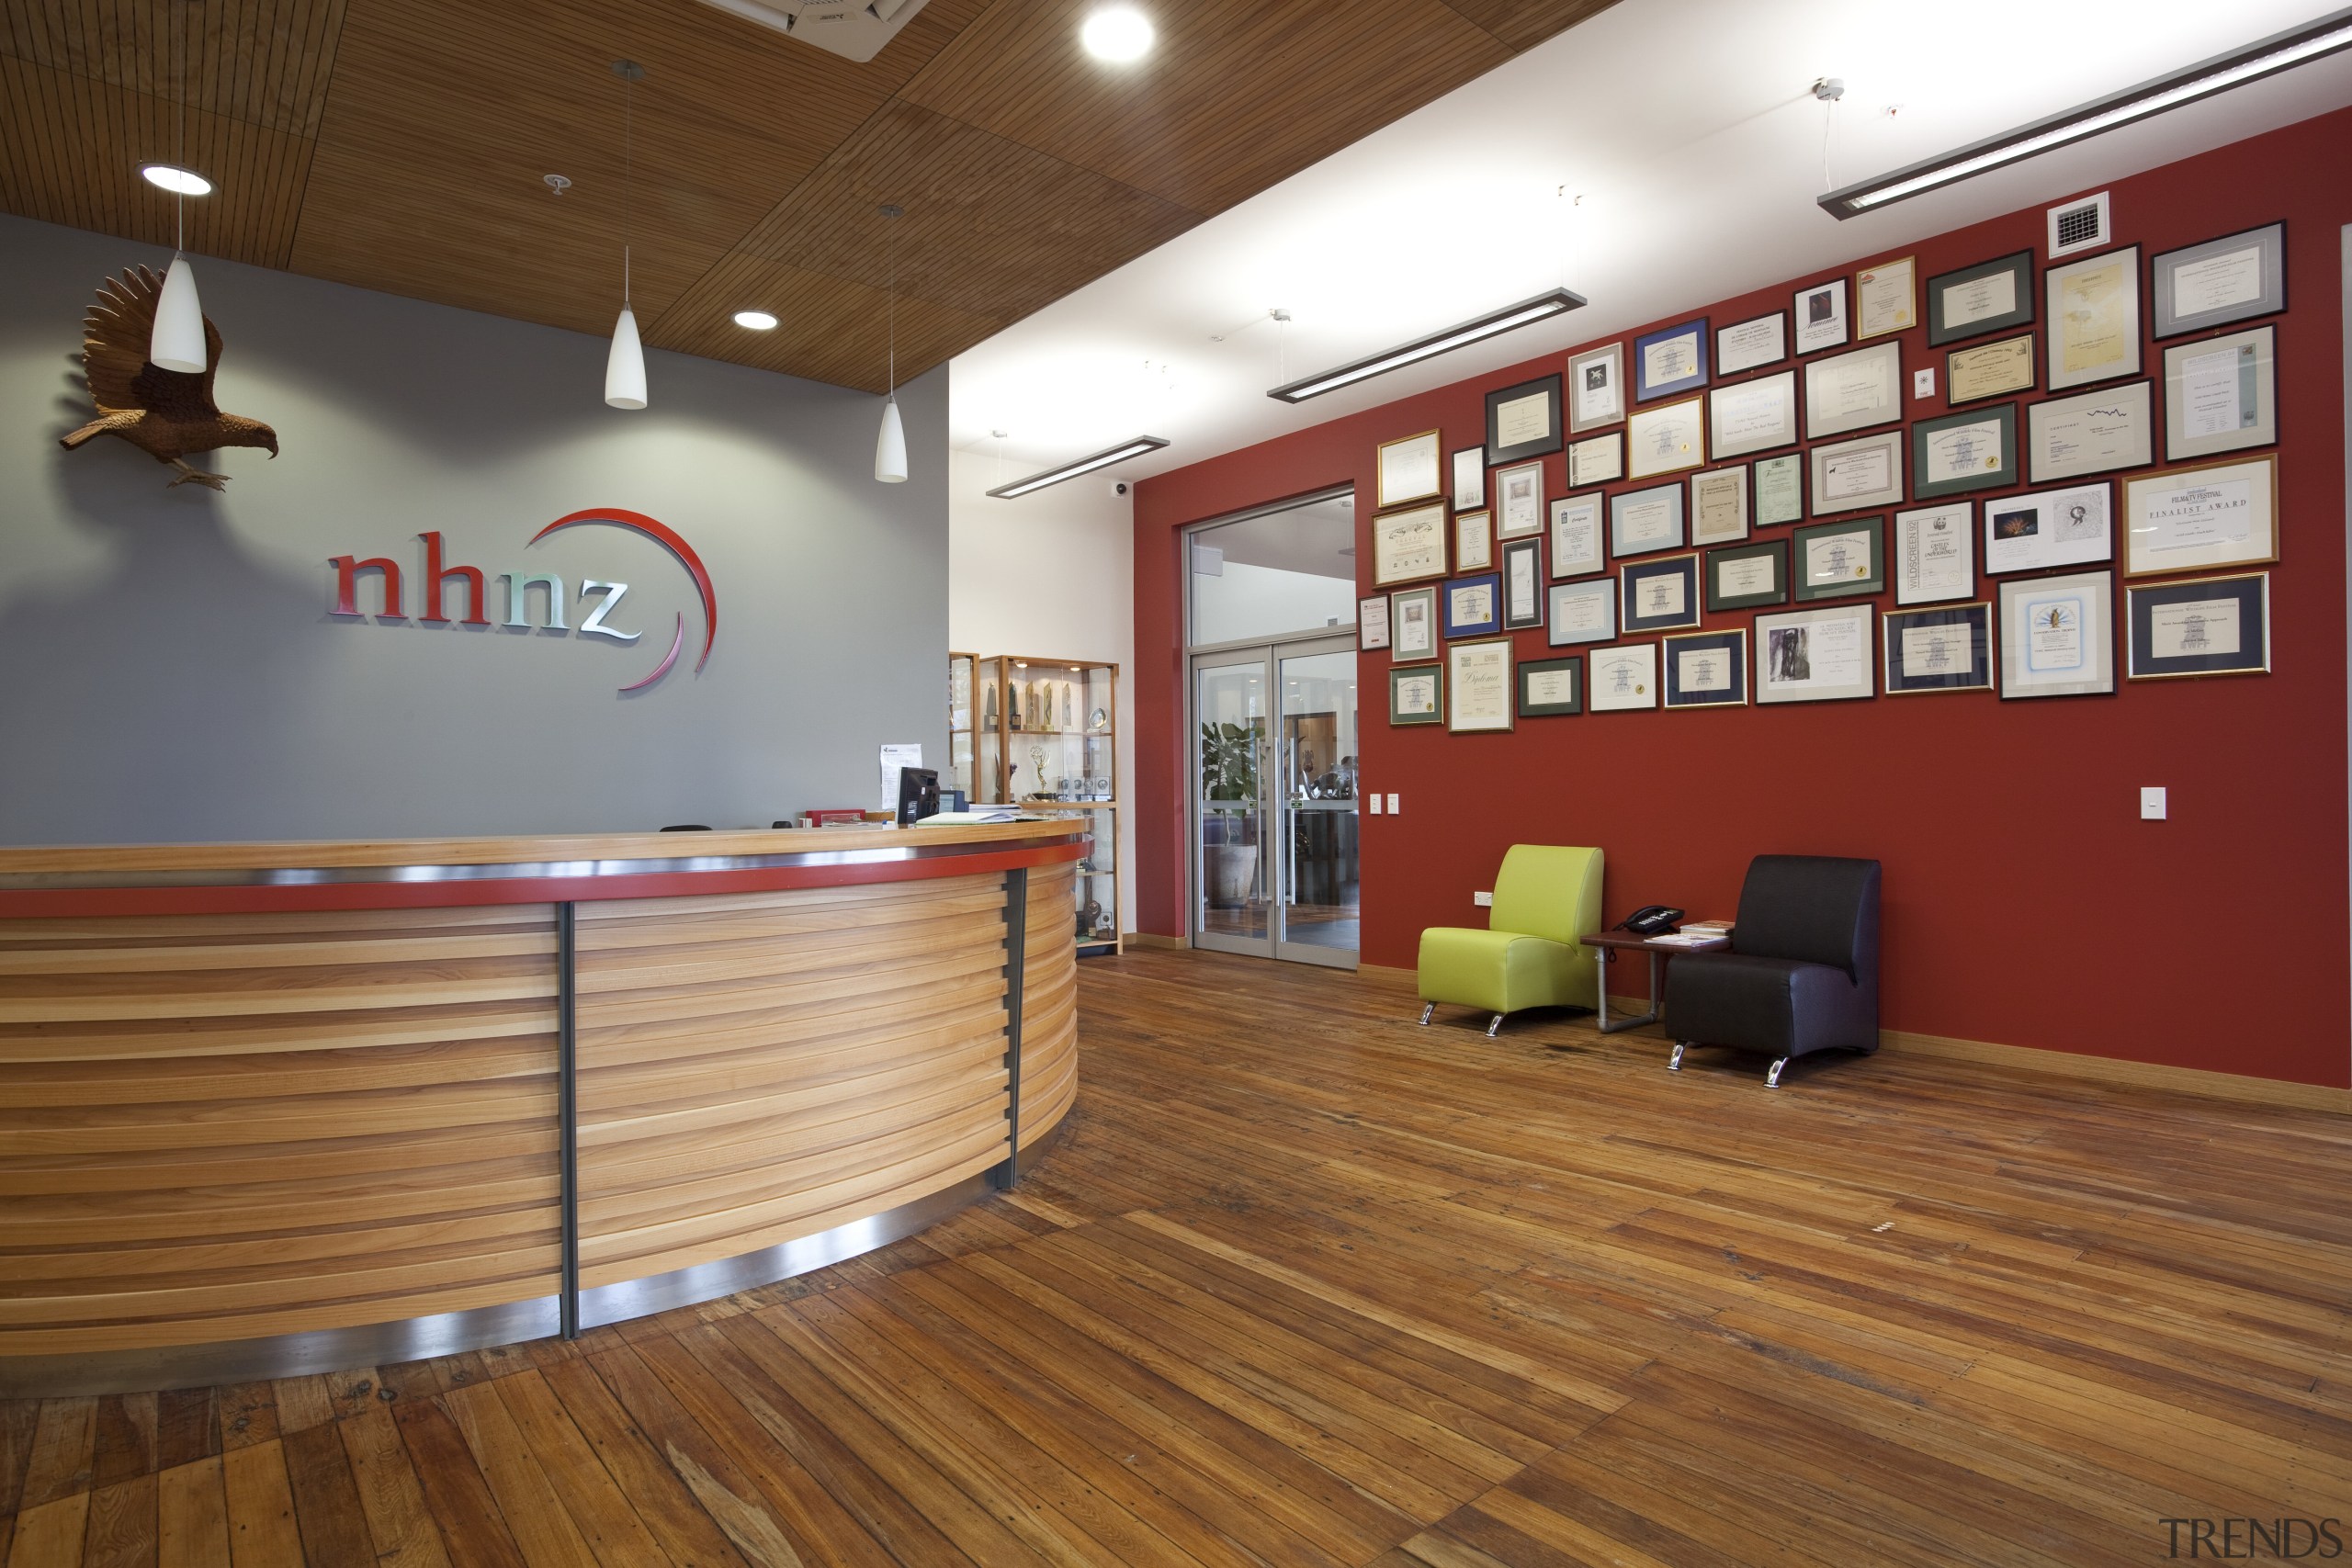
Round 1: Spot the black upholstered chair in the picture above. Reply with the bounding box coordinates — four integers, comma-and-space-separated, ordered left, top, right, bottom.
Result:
1663, 855, 1881, 1088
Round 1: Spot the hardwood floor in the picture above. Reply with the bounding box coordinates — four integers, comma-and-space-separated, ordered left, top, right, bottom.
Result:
5, 946, 2349, 1565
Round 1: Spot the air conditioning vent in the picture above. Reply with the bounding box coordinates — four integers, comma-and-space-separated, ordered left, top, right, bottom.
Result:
692, 0, 931, 62
2047, 192, 2111, 258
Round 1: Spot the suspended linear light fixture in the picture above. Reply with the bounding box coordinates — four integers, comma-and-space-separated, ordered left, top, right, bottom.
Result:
605, 60, 649, 410
875, 203, 908, 484
985, 435, 1169, 500
149, 0, 208, 374
1266, 288, 1584, 403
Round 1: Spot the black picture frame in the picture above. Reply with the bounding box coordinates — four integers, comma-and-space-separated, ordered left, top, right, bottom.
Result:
1518, 656, 1585, 716
1792, 515, 1886, 602
1926, 250, 2036, 346
1442, 572, 1503, 638
1662, 629, 1748, 708
1911, 402, 2019, 501
1620, 552, 1702, 634
1705, 540, 1789, 613
2126, 571, 2270, 680
1500, 538, 1545, 630
1388, 662, 1444, 726
1883, 604, 1994, 694
1485, 374, 1564, 465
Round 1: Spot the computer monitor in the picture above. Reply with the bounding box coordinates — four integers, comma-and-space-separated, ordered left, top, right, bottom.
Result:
895, 766, 940, 827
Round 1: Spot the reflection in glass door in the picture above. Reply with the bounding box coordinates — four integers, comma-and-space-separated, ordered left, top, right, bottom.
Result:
1273, 643, 1359, 966
1193, 657, 1270, 954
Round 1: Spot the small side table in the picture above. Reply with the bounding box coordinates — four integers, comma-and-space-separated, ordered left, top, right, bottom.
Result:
1581, 931, 1731, 1033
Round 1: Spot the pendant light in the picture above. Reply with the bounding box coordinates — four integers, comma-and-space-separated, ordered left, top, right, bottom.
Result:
150, 1, 207, 374
605, 61, 648, 411
874, 203, 908, 483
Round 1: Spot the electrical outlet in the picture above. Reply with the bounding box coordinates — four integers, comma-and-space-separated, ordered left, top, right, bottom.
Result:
1366, 795, 1382, 815
1474, 891, 1493, 907
2141, 786, 2166, 820
1386, 793, 1400, 814
1914, 367, 1935, 399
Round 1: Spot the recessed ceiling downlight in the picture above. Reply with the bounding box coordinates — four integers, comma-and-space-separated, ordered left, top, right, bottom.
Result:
141, 164, 212, 197
732, 310, 779, 330
1080, 6, 1153, 62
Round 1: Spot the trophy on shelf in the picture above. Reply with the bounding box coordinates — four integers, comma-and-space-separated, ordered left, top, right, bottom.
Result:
1061, 682, 1075, 730
1007, 681, 1022, 730
1029, 743, 1050, 798
1079, 898, 1102, 939
983, 682, 998, 729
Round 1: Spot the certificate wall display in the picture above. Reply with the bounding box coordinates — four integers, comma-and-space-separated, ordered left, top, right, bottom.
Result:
1947, 333, 2036, 404
1376, 429, 1442, 507
1501, 538, 1544, 631
1689, 465, 1750, 547
2121, 455, 2278, 578
1566, 344, 1625, 433
1486, 374, 1564, 464
1716, 312, 1787, 376
1371, 502, 1448, 585
1588, 642, 1659, 712
1794, 277, 1849, 354
1926, 251, 2034, 345
1518, 656, 1585, 716
1998, 570, 2114, 700
1804, 341, 1902, 439
1707, 369, 1798, 459
1792, 514, 1885, 602
1855, 255, 1917, 341
1391, 586, 1438, 660
1443, 571, 1502, 638
2153, 222, 2284, 338
1549, 493, 1605, 579
1494, 460, 1545, 537
1447, 637, 1515, 733
1626, 397, 1706, 479
2027, 380, 2152, 483
1454, 508, 1493, 571
1756, 604, 1874, 705
1451, 445, 1486, 509
1663, 629, 1748, 709
1911, 402, 2018, 500
1548, 577, 1618, 646
1984, 481, 2112, 576
1358, 595, 1391, 650
1893, 502, 1974, 606
1883, 604, 1993, 694
1753, 453, 1804, 525
1809, 430, 1905, 514
1634, 317, 1709, 402
2163, 324, 2277, 461
1610, 482, 1686, 558
2126, 571, 2270, 680
1568, 433, 1623, 486
1706, 539, 1788, 612
2046, 246, 2142, 391
1389, 661, 1443, 725
1620, 553, 1702, 635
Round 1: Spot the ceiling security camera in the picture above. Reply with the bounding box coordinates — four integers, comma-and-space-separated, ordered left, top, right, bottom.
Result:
1112, 479, 1130, 498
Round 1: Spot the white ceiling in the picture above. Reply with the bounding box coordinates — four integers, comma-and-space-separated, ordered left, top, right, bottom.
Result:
949, 0, 2352, 484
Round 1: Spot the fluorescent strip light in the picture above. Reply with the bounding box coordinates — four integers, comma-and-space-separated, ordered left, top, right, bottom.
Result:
1267, 288, 1586, 403
1821, 7, 2352, 218
987, 435, 1170, 499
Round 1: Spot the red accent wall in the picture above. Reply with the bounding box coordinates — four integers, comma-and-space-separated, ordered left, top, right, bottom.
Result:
1134, 108, 2352, 1089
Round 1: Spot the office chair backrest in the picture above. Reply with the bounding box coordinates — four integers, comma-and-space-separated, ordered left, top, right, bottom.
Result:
1489, 844, 1604, 949
1734, 855, 1881, 978
661, 824, 712, 832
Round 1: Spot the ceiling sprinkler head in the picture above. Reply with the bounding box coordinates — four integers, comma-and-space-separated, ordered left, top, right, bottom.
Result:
1270, 308, 1292, 322
543, 174, 572, 196
610, 60, 645, 82
1813, 76, 1846, 102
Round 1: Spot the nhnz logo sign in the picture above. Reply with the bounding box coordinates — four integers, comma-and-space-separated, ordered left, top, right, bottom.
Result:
329, 509, 718, 693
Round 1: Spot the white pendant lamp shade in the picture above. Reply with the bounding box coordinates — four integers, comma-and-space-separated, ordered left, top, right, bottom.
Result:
605, 306, 647, 410
875, 396, 908, 483
150, 256, 208, 374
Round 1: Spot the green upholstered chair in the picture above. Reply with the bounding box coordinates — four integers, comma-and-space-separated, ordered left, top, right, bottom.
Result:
1417, 845, 1604, 1037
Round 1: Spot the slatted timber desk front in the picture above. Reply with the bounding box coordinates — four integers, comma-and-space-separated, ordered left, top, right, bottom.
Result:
0, 820, 1085, 1395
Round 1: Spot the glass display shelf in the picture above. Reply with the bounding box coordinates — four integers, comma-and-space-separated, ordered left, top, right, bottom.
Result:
980, 657, 1120, 953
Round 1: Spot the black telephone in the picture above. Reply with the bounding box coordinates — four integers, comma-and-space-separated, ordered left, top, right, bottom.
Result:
1617, 905, 1685, 936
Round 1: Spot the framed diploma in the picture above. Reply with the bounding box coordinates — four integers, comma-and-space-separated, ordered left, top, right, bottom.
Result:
1663, 629, 1747, 709
1705, 539, 1787, 613
1388, 661, 1443, 726
1792, 515, 1885, 602
1547, 577, 1617, 647
1446, 637, 1514, 733
1566, 344, 1624, 433
1883, 604, 1993, 694
2027, 381, 2152, 483
1998, 570, 2114, 701
1548, 493, 1604, 580
1568, 433, 1623, 487
1633, 317, 1709, 402
1689, 466, 1749, 547
1486, 374, 1563, 464
1854, 255, 1917, 341
2121, 455, 2278, 578
2126, 571, 2270, 680
1716, 313, 1787, 376
1358, 595, 1391, 650
1984, 481, 2112, 576
1371, 502, 1447, 586
1626, 396, 1706, 479
1707, 369, 1797, 459
1621, 553, 1701, 635
1518, 655, 1585, 717
1926, 251, 2034, 346
2046, 246, 2142, 391
1755, 604, 1873, 705
1588, 642, 1658, 712
1442, 571, 1502, 638
1375, 429, 1442, 507
1753, 453, 1804, 525
2153, 223, 2284, 339
1892, 502, 1974, 606
1804, 341, 1901, 439
1453, 508, 1493, 571
2163, 324, 2276, 461
1451, 445, 1486, 509
1391, 586, 1438, 660
1946, 333, 2036, 405
1809, 430, 1904, 515
1610, 482, 1686, 558
1494, 460, 1545, 537
1911, 402, 2018, 500
1501, 538, 1544, 631
1793, 277, 1849, 355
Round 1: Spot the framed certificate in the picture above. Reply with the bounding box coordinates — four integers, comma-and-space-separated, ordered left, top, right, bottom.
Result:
1804, 341, 1902, 439
1756, 604, 1873, 705
2046, 246, 2142, 391
1566, 344, 1624, 433
1375, 429, 1442, 507
1926, 252, 2034, 345
1568, 433, 1623, 487
1588, 642, 1659, 712
1494, 460, 1545, 537
2153, 223, 2284, 339
1706, 369, 1797, 459
1855, 255, 1917, 341
1893, 502, 1974, 606
1371, 502, 1447, 585
1518, 656, 1585, 716
1884, 604, 1993, 694
1984, 482, 2113, 576
1390, 586, 1437, 660
1446, 637, 1514, 732
1793, 515, 1885, 602
1947, 333, 2036, 405
1442, 571, 1501, 638
1626, 396, 1706, 479
1716, 313, 1786, 375
1911, 403, 2018, 500
1793, 277, 1849, 354
1753, 453, 1804, 525
1453, 508, 1492, 571
1663, 629, 1747, 709
1548, 577, 1617, 647
1621, 553, 1702, 634
1388, 661, 1443, 725
1501, 537, 1544, 630
2027, 381, 2152, 483
1706, 540, 1787, 613
2163, 324, 2276, 461
1357, 595, 1390, 650
2126, 571, 2269, 680
1689, 466, 1749, 547
1610, 482, 1685, 558
2121, 455, 2278, 578
1486, 374, 1563, 464
1809, 430, 1904, 515
1548, 492, 1604, 579
1634, 317, 1709, 402
1451, 445, 1486, 509
1998, 570, 2114, 700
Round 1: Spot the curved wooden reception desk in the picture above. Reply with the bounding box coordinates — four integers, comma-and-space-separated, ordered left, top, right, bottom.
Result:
0, 820, 1084, 1395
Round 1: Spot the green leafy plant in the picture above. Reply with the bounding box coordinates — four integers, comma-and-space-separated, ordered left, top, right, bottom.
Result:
1199, 720, 1260, 802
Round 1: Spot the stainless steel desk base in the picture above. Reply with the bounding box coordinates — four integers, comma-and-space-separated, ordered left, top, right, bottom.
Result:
1597, 949, 1663, 1033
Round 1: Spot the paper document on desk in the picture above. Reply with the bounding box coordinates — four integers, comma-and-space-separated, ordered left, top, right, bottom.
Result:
1647, 931, 1728, 947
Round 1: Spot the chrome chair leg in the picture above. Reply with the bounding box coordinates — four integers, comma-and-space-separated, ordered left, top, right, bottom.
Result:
1766, 1056, 1790, 1089
1668, 1043, 1686, 1072
1419, 1002, 1434, 1026
1486, 1013, 1504, 1038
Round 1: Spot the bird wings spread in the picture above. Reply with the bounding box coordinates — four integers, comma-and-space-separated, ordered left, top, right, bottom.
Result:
83, 265, 222, 414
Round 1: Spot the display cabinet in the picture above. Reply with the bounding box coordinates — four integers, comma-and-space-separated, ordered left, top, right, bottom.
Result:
947, 651, 977, 804
978, 656, 1119, 954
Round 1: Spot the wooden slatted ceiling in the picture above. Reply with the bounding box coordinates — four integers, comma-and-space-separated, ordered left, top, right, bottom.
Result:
0, 0, 1618, 393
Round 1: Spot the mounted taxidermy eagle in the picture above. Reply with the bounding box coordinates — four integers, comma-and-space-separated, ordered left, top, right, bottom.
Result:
58, 265, 277, 490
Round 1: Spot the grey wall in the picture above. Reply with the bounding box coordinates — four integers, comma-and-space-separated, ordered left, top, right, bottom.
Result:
0, 214, 947, 844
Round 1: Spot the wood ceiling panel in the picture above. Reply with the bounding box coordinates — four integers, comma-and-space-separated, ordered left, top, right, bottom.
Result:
1, 0, 347, 137
649, 252, 1000, 396
1438, 0, 1621, 52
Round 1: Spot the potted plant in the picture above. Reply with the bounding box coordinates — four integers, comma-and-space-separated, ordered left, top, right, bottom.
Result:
1199, 720, 1261, 908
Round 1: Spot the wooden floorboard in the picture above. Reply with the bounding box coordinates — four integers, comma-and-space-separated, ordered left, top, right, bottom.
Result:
5, 946, 2350, 1564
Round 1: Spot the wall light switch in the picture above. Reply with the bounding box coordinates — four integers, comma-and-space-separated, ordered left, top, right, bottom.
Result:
1473, 891, 1493, 907
1366, 795, 1382, 815
1386, 793, 1400, 815
2141, 786, 2166, 820
1914, 367, 1936, 400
